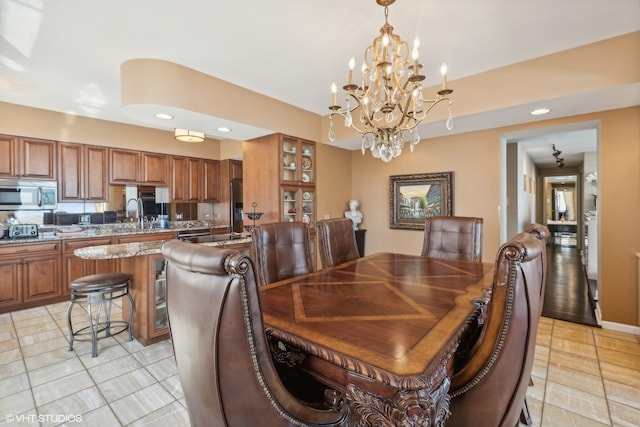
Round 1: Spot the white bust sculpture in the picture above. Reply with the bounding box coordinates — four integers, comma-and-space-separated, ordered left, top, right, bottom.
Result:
344, 199, 363, 230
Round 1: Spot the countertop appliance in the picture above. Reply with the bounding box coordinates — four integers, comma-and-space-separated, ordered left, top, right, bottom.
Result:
0, 179, 58, 210
8, 223, 39, 239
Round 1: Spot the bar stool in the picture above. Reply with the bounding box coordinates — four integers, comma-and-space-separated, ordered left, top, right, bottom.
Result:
67, 272, 134, 357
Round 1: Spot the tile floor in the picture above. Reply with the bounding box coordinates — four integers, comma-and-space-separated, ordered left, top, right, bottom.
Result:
1, 302, 639, 426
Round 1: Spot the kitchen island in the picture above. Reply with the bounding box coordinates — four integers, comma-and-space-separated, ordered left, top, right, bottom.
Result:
73, 235, 251, 345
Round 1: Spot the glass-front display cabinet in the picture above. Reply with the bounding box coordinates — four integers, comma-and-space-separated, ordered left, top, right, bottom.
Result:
154, 257, 168, 331
282, 187, 315, 226
282, 136, 315, 184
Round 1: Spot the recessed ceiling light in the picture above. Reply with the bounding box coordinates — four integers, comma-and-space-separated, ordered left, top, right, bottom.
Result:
155, 113, 174, 120
530, 108, 551, 116
216, 127, 231, 133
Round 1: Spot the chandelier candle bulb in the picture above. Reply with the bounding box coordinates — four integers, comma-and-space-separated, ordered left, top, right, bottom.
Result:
440, 63, 448, 90
348, 57, 355, 85
331, 83, 337, 105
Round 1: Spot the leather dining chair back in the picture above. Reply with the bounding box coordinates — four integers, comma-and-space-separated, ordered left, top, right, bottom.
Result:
161, 240, 347, 427
421, 216, 483, 262
316, 218, 360, 268
250, 222, 314, 286
446, 224, 549, 427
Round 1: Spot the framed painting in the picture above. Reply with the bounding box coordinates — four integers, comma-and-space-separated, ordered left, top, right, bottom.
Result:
389, 172, 454, 230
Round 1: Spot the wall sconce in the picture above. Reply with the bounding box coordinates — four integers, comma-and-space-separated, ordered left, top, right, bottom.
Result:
175, 128, 205, 143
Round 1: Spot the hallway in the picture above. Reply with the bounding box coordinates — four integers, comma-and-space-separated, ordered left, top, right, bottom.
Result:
542, 242, 598, 327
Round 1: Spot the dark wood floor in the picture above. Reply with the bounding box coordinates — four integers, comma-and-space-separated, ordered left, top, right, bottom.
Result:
542, 241, 599, 326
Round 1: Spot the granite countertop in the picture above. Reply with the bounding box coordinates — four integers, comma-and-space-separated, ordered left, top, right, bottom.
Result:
0, 221, 229, 246
74, 236, 252, 259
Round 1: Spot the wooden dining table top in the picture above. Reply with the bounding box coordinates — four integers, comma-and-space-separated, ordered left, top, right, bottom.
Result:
259, 252, 494, 384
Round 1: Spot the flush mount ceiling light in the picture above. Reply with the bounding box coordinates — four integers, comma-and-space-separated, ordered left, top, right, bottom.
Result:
155, 113, 174, 120
530, 108, 551, 116
328, 0, 453, 163
216, 127, 231, 133
175, 128, 205, 143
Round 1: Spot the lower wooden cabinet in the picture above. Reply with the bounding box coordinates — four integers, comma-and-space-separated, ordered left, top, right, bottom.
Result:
119, 253, 170, 345
61, 237, 115, 296
0, 241, 63, 314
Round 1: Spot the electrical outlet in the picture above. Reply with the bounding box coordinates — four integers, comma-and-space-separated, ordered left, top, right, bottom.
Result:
324, 214, 330, 219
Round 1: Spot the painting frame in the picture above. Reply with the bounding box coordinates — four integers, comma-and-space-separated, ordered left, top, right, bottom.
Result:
389, 172, 454, 230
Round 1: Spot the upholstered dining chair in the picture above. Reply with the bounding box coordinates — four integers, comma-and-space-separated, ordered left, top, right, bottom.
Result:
421, 216, 483, 262
316, 218, 360, 269
162, 240, 348, 427
249, 221, 315, 286
446, 224, 549, 427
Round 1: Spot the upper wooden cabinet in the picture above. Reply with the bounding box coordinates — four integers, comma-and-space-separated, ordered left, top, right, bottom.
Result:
142, 152, 170, 185
0, 135, 56, 180
58, 143, 108, 201
202, 160, 219, 202
110, 148, 169, 185
171, 156, 202, 202
110, 148, 139, 184
244, 133, 315, 225
229, 159, 243, 181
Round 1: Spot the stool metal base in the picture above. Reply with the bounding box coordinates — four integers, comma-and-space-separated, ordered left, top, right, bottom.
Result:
67, 274, 134, 357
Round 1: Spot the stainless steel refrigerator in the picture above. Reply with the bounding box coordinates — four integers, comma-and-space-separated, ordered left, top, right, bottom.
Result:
230, 181, 244, 233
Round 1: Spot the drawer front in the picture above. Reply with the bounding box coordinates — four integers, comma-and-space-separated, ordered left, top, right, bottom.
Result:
117, 232, 176, 244
0, 241, 60, 257
62, 237, 114, 252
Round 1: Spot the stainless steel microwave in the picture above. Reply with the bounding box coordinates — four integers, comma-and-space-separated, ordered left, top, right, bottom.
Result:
0, 179, 58, 210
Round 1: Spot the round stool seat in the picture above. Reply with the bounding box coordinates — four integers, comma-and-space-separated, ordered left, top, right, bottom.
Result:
71, 273, 130, 293
67, 272, 134, 357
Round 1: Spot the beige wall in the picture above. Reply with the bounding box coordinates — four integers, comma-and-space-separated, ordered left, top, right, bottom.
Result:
0, 102, 222, 159
316, 143, 353, 221
349, 129, 501, 262
348, 106, 640, 326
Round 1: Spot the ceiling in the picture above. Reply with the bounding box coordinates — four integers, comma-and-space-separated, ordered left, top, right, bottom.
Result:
1, 0, 639, 167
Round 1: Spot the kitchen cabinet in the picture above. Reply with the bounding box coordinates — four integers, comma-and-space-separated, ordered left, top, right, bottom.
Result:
117, 231, 175, 344
202, 159, 220, 202
170, 156, 202, 202
282, 187, 315, 225
61, 237, 115, 296
110, 148, 139, 184
141, 152, 169, 185
110, 149, 169, 185
0, 241, 63, 314
244, 133, 316, 225
0, 134, 56, 180
119, 252, 170, 345
58, 142, 108, 201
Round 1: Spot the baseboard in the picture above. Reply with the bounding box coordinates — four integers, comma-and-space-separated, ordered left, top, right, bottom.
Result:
601, 320, 640, 335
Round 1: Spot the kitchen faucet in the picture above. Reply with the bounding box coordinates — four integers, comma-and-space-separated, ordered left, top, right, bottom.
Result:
137, 197, 144, 229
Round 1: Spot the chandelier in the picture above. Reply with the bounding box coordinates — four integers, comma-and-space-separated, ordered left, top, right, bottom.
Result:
328, 0, 453, 162
552, 144, 565, 168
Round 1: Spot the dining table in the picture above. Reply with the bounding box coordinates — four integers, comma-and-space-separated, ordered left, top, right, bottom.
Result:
259, 252, 494, 426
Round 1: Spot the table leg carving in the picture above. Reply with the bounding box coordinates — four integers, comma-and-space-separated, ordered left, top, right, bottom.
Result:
346, 376, 451, 427
269, 338, 306, 367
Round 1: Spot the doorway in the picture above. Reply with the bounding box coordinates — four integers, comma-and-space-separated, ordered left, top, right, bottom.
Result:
544, 176, 579, 247
502, 121, 599, 326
